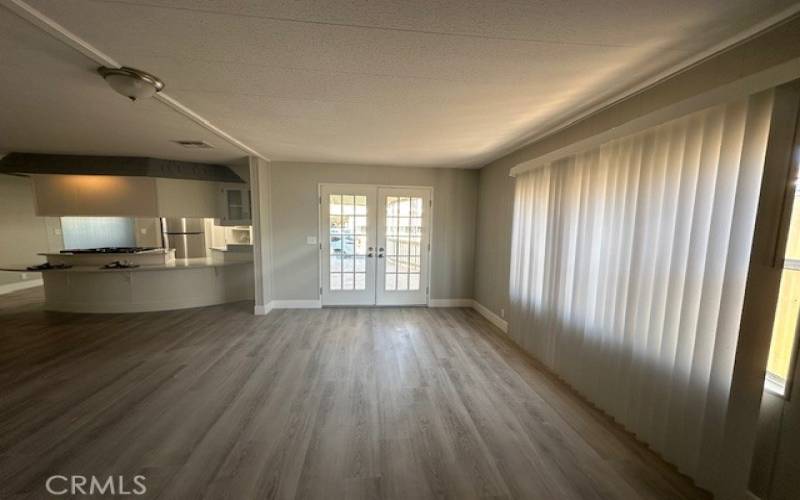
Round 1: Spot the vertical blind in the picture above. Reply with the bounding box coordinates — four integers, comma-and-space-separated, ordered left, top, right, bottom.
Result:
509, 91, 774, 493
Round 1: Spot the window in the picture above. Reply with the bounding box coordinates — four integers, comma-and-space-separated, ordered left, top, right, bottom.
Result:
765, 182, 800, 396
61, 217, 136, 249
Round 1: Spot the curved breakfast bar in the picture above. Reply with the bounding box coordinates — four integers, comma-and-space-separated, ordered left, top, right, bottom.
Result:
40, 259, 253, 313
2, 249, 254, 313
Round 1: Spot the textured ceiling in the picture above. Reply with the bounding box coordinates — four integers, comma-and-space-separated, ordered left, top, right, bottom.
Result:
0, 6, 246, 164
2, 0, 799, 167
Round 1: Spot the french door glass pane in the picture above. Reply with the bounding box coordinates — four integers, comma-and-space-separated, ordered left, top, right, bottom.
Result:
384, 196, 422, 291
355, 256, 366, 272
329, 194, 368, 291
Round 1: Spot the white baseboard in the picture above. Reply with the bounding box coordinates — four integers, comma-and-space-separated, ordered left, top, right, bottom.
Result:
254, 297, 508, 335
471, 300, 508, 333
0, 278, 43, 295
429, 298, 473, 307
425, 298, 509, 333
254, 303, 273, 315
270, 299, 322, 309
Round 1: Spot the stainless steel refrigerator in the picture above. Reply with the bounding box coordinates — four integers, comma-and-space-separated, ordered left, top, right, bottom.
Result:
161, 218, 207, 259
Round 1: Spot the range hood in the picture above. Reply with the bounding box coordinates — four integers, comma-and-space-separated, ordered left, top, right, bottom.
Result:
0, 153, 245, 183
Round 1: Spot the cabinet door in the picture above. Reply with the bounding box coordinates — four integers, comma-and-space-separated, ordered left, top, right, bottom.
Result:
218, 187, 252, 225
226, 189, 245, 220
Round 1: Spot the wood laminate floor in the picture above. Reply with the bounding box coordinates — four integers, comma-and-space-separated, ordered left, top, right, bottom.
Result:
0, 287, 709, 499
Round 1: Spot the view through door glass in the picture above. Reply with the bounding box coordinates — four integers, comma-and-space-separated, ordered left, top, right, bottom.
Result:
322, 185, 429, 307
384, 196, 423, 291
329, 194, 369, 291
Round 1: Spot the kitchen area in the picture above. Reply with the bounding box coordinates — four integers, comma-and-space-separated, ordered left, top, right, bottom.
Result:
0, 155, 255, 313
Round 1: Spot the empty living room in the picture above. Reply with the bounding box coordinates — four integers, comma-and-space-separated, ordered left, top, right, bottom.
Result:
1, 1, 800, 499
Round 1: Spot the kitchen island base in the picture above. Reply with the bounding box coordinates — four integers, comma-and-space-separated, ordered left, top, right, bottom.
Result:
41, 260, 253, 313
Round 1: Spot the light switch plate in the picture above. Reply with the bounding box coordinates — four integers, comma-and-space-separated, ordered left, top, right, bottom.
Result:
306, 236, 318, 245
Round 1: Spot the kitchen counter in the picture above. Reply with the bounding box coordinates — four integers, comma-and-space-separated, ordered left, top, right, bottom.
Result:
17, 257, 249, 273
18, 257, 255, 313
39, 248, 175, 267
210, 245, 253, 263
1, 257, 246, 273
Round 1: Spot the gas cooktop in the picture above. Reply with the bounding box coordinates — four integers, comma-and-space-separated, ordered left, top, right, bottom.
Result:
60, 247, 160, 254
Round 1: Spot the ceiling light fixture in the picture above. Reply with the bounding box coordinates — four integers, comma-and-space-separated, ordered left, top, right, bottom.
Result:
97, 66, 164, 101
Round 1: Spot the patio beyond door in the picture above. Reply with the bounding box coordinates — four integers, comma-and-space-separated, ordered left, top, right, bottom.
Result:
320, 184, 431, 306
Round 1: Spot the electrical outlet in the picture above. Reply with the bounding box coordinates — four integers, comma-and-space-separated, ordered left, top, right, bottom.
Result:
20, 273, 28, 280
500, 308, 505, 318
306, 236, 318, 245
140, 228, 148, 234
54, 228, 62, 235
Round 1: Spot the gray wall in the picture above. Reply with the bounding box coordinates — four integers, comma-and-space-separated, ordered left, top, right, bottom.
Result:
473, 160, 514, 317
0, 174, 62, 287
269, 162, 478, 301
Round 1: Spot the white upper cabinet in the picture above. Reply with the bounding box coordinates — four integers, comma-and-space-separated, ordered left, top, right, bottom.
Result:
216, 185, 251, 226
32, 174, 226, 218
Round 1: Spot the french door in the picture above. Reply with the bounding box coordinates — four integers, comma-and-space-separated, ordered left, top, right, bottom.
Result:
320, 184, 431, 306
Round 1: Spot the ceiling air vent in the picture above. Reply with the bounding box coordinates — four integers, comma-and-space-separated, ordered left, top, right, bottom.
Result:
173, 140, 214, 149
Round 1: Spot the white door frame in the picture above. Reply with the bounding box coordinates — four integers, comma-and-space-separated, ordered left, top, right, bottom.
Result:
318, 183, 433, 307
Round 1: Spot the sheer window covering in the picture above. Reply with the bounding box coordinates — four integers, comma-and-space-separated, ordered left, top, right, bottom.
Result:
509, 91, 774, 493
